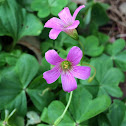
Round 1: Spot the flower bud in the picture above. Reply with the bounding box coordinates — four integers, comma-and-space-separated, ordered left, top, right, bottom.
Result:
88, 76, 94, 83
66, 29, 79, 41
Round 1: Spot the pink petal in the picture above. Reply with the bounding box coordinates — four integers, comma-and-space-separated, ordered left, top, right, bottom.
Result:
43, 65, 61, 84
49, 29, 61, 40
58, 7, 73, 26
44, 17, 65, 30
45, 50, 65, 65
73, 5, 85, 21
61, 71, 77, 92
71, 66, 91, 80
67, 46, 83, 65
66, 20, 80, 29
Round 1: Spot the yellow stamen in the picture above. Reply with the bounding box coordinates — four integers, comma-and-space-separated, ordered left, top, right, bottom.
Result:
61, 61, 71, 70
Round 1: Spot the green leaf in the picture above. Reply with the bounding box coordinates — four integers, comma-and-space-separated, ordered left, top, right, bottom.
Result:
114, 50, 126, 71
9, 116, 25, 126
90, 54, 124, 97
41, 40, 53, 55
41, 57, 50, 73
121, 113, 126, 126
40, 107, 49, 123
31, 0, 68, 18
55, 32, 78, 49
0, 67, 27, 116
79, 78, 99, 97
107, 100, 126, 126
47, 101, 75, 126
94, 32, 109, 44
100, 3, 110, 10
40, 101, 75, 126
83, 7, 92, 26
27, 75, 55, 111
16, 0, 34, 11
0, 0, 43, 46
89, 21, 98, 34
0, 54, 39, 116
105, 39, 126, 71
106, 39, 125, 56
67, 0, 77, 12
91, 55, 113, 83
91, 3, 109, 26
0, 0, 5, 3
37, 124, 48, 126
15, 54, 39, 88
80, 35, 104, 57
99, 68, 124, 97
82, 2, 93, 24
0, 50, 22, 67
69, 86, 111, 123
0, 52, 8, 67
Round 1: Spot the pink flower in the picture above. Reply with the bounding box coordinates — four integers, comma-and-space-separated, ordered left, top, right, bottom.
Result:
43, 46, 91, 92
44, 5, 85, 40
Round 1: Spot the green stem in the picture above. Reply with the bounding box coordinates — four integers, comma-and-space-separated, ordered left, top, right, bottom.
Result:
54, 91, 73, 126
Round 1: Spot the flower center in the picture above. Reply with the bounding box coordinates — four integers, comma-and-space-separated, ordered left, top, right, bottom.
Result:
61, 61, 72, 70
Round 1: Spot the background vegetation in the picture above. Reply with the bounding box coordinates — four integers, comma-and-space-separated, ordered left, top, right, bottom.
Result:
0, 0, 126, 126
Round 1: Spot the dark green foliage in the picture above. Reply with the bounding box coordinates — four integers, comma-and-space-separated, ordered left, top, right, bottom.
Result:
0, 0, 126, 126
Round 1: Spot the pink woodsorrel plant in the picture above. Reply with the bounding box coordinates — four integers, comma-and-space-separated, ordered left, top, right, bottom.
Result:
44, 5, 85, 40
43, 46, 91, 92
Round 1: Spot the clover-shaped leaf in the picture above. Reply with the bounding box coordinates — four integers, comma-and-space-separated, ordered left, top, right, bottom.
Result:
40, 86, 111, 125
40, 101, 75, 126
0, 0, 43, 46
80, 54, 124, 98
105, 39, 126, 71
31, 0, 68, 18
68, 86, 111, 123
106, 100, 126, 126
0, 54, 55, 116
80, 35, 104, 57
0, 54, 39, 116
89, 54, 125, 97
